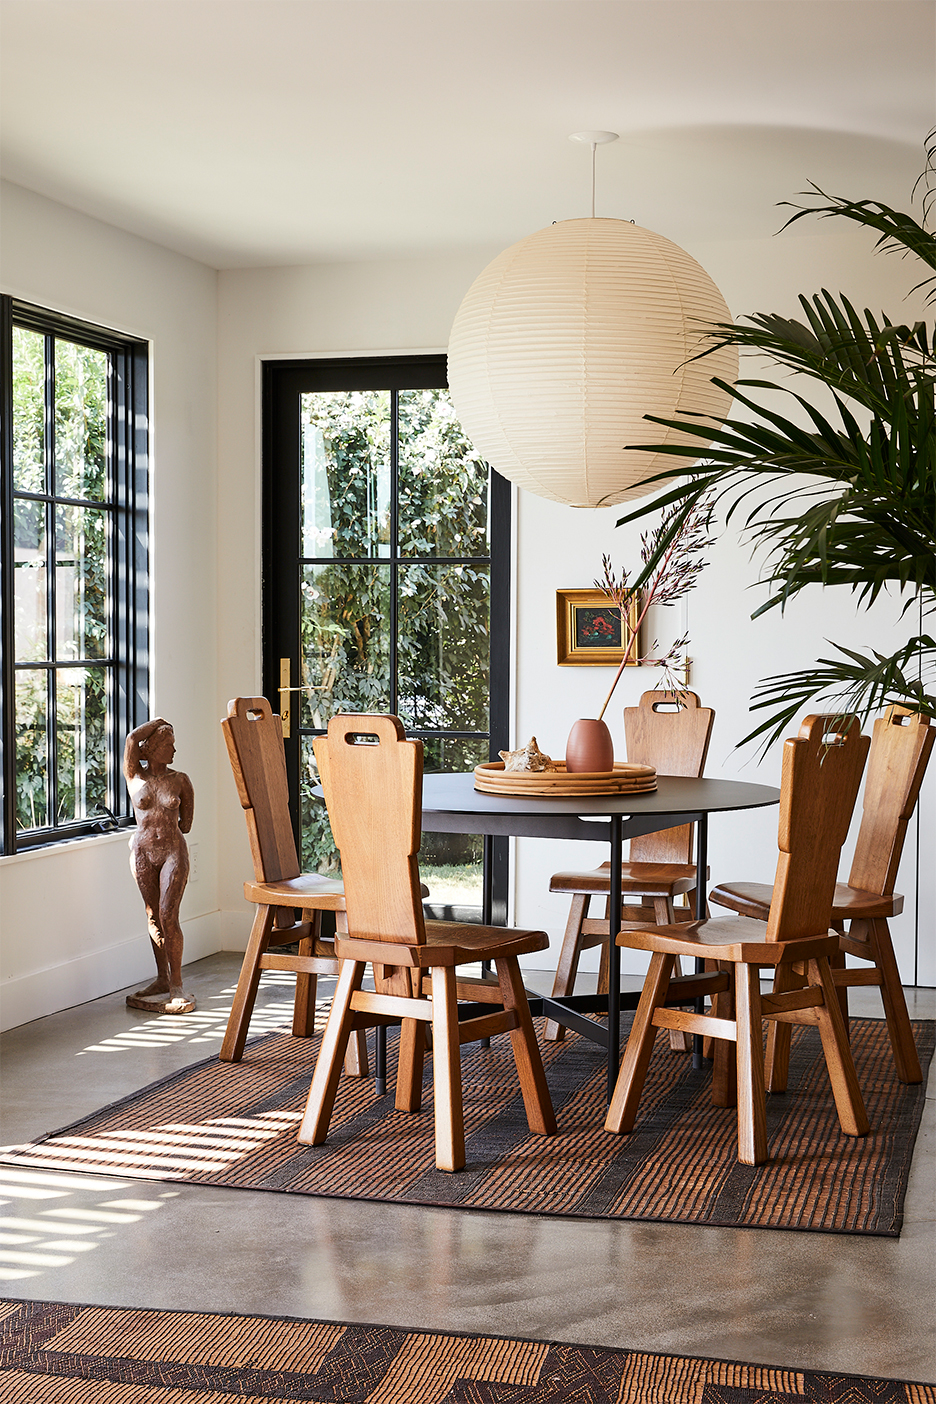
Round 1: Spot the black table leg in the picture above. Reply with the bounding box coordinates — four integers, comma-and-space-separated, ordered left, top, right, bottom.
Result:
482, 835, 494, 926
480, 835, 493, 1046
607, 813, 624, 1101
692, 812, 709, 1070
375, 1025, 387, 1095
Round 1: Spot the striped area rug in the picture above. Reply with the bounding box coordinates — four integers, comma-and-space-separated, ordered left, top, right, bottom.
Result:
2, 1298, 934, 1403
1, 1018, 932, 1236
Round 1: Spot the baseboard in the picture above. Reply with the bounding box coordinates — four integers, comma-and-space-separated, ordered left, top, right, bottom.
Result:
0, 912, 222, 1032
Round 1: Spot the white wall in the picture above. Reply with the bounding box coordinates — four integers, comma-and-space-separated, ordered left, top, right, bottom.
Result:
217, 223, 934, 986
0, 182, 221, 1030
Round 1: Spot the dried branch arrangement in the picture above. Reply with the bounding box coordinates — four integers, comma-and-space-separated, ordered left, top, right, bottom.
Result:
596, 496, 715, 722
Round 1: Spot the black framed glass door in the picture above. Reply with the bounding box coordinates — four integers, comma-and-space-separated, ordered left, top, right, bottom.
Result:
262, 355, 510, 921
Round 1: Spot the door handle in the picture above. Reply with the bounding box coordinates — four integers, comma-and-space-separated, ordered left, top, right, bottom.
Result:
279, 658, 292, 738
278, 661, 323, 738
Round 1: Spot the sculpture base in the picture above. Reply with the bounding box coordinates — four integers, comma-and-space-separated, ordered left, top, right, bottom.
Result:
126, 991, 196, 1015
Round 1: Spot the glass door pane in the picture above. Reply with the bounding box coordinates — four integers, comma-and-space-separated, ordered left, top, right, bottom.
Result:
301, 390, 391, 559
300, 562, 392, 726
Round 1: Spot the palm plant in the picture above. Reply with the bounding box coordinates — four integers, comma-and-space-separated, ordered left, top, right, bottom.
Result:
617, 133, 936, 749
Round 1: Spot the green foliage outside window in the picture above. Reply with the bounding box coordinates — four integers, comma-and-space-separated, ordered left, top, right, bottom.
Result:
12, 326, 110, 832
296, 387, 491, 878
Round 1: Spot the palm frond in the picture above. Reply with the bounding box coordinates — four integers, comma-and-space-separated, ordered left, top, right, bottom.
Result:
779, 183, 936, 302
691, 296, 935, 417
617, 331, 936, 612
740, 637, 936, 754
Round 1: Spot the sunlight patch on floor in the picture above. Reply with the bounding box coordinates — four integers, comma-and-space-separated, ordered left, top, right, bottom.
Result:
0, 1173, 171, 1283
0, 1112, 296, 1183
75, 971, 335, 1056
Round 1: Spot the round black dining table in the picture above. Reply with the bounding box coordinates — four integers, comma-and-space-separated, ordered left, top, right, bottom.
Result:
420, 771, 781, 1099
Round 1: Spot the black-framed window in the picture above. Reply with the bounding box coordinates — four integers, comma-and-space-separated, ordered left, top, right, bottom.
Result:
263, 354, 510, 921
0, 297, 148, 853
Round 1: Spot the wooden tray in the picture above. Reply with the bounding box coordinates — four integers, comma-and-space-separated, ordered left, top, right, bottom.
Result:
473, 761, 657, 798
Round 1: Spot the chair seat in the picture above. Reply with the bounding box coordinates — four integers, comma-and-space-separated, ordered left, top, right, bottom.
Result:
550, 859, 700, 899
710, 879, 903, 923
616, 913, 840, 966
831, 883, 904, 919
338, 920, 549, 968
245, 875, 432, 909
244, 873, 346, 909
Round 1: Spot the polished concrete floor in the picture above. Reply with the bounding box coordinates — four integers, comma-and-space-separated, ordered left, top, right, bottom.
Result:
0, 952, 933, 1383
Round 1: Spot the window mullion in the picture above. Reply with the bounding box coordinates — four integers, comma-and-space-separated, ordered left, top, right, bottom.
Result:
45, 334, 58, 830
0, 297, 15, 852
105, 351, 118, 818
389, 389, 399, 717
128, 342, 150, 788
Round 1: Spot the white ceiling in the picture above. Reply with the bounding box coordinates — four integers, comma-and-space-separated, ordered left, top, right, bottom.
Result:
1, 1, 934, 269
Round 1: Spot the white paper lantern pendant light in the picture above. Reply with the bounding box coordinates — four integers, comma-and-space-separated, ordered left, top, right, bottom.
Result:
448, 133, 737, 509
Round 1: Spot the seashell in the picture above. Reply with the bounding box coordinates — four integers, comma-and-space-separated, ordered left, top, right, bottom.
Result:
498, 736, 555, 772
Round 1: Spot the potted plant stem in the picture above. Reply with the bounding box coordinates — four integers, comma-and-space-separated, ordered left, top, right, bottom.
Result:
566, 496, 714, 771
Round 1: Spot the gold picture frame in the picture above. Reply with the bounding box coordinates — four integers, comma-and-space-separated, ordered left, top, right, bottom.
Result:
556, 589, 640, 667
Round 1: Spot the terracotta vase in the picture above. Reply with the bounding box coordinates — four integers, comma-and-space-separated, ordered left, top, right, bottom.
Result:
565, 718, 614, 773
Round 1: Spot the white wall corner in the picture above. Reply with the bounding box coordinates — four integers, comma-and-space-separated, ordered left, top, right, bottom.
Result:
0, 911, 222, 1033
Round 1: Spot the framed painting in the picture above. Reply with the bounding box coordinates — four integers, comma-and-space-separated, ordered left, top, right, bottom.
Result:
556, 589, 640, 666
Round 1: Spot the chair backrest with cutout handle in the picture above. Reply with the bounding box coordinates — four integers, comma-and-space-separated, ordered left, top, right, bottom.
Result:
222, 696, 300, 885
767, 714, 869, 942
847, 706, 934, 897
314, 713, 426, 947
624, 690, 715, 865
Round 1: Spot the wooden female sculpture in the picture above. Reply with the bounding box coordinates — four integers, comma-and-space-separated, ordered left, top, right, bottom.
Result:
124, 718, 196, 1013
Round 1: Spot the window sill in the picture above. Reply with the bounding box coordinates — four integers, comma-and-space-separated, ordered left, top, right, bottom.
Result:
0, 827, 136, 865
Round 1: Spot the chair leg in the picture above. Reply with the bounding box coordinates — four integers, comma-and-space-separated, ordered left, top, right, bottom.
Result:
866, 919, 923, 1084
292, 913, 319, 1039
596, 924, 611, 997
343, 1028, 370, 1080
605, 952, 675, 1135
710, 962, 737, 1109
653, 896, 690, 1053
764, 962, 803, 1094
301, 953, 371, 1079
220, 905, 273, 1063
808, 957, 870, 1138
333, 911, 369, 1078
544, 894, 589, 1040
297, 959, 364, 1147
395, 1017, 427, 1112
830, 925, 850, 1030
702, 957, 720, 1060
735, 963, 768, 1166
496, 956, 557, 1136
431, 964, 466, 1172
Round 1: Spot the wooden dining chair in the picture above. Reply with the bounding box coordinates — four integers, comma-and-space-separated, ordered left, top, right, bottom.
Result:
709, 705, 934, 1085
545, 690, 715, 1043
297, 713, 557, 1172
605, 713, 871, 1165
219, 696, 367, 1075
